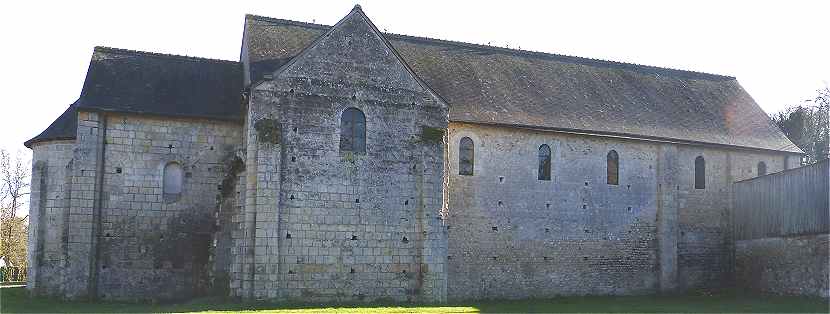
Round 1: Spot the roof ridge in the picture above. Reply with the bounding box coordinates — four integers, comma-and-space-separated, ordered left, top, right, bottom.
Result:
244, 14, 734, 81
94, 46, 239, 65
384, 33, 735, 81
245, 14, 329, 30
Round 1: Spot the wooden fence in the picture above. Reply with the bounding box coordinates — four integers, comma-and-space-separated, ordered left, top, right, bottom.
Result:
734, 159, 829, 240
0, 266, 27, 283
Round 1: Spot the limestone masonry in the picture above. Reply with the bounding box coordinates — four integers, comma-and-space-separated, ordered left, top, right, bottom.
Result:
26, 6, 803, 302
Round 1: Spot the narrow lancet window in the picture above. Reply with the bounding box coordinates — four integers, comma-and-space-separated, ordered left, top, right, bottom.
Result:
695, 156, 706, 189
607, 150, 619, 185
340, 108, 366, 153
538, 144, 551, 181
459, 137, 474, 176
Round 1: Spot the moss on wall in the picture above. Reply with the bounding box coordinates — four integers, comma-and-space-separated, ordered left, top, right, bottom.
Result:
420, 126, 445, 144
254, 118, 281, 144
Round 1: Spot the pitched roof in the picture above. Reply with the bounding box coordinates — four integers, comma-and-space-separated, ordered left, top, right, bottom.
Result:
77, 47, 243, 119
243, 14, 800, 153
25, 47, 244, 147
24, 103, 77, 148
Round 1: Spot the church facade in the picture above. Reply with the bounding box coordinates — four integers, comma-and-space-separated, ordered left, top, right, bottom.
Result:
26, 6, 802, 302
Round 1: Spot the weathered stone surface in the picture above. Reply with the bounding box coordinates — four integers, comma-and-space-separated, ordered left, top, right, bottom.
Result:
736, 234, 829, 298
231, 8, 448, 302
26, 6, 808, 304
28, 140, 74, 297
25, 95, 802, 302
445, 122, 793, 300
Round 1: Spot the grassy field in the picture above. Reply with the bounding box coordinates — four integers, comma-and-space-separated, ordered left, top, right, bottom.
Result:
1, 286, 828, 313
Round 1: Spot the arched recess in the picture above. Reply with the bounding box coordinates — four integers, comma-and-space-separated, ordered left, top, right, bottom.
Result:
538, 144, 551, 181
163, 162, 183, 203
607, 150, 619, 185
757, 161, 767, 176
340, 108, 366, 154
694, 156, 705, 189
459, 137, 474, 176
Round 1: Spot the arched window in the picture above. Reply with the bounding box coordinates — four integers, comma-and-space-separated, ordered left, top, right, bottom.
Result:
757, 161, 767, 176
694, 156, 705, 189
538, 144, 551, 181
340, 108, 366, 153
459, 137, 474, 176
607, 150, 619, 185
163, 162, 183, 202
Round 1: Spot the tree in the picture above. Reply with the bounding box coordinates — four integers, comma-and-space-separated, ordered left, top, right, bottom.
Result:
0, 149, 30, 268
770, 87, 830, 164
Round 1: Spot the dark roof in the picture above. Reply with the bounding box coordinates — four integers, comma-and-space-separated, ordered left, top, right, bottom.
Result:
24, 103, 77, 148
76, 47, 243, 119
243, 14, 800, 153
26, 47, 244, 147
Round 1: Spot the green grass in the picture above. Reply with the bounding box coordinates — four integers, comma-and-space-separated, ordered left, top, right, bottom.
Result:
1, 287, 828, 313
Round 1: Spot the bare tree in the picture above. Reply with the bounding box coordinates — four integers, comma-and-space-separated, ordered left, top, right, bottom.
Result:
0, 149, 30, 268
770, 87, 830, 164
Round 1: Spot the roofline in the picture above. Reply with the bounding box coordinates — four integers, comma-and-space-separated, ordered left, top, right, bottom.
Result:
451, 119, 805, 155
24, 137, 75, 149
26, 107, 244, 148
75, 107, 244, 123
350, 5, 451, 108
93, 46, 239, 65
243, 14, 735, 81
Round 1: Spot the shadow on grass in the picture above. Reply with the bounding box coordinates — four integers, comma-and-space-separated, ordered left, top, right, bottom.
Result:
2, 286, 828, 313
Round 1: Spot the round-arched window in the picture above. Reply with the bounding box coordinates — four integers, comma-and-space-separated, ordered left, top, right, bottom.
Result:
757, 161, 767, 176
538, 144, 551, 181
163, 162, 183, 202
607, 150, 619, 185
459, 137, 474, 176
340, 108, 366, 153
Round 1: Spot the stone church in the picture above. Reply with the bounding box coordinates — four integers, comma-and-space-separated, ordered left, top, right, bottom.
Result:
26, 6, 802, 302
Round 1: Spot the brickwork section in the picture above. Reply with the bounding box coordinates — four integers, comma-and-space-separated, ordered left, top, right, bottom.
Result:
736, 234, 829, 298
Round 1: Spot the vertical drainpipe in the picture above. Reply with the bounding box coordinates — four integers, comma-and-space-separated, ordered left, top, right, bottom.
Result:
89, 112, 107, 300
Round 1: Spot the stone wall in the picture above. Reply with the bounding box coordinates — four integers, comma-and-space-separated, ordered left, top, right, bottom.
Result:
27, 112, 243, 301
446, 123, 662, 300
674, 147, 789, 291
93, 113, 242, 300
736, 234, 829, 298
231, 8, 448, 302
28, 114, 798, 302
445, 122, 795, 300
27, 140, 74, 296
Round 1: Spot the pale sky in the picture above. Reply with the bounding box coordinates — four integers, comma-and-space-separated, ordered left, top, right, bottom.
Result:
1, 0, 828, 208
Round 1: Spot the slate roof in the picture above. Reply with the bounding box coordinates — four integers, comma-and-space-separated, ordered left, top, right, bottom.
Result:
25, 47, 243, 147
243, 14, 800, 153
24, 103, 77, 147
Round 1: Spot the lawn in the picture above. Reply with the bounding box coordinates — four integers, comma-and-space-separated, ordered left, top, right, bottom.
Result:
1, 287, 828, 313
